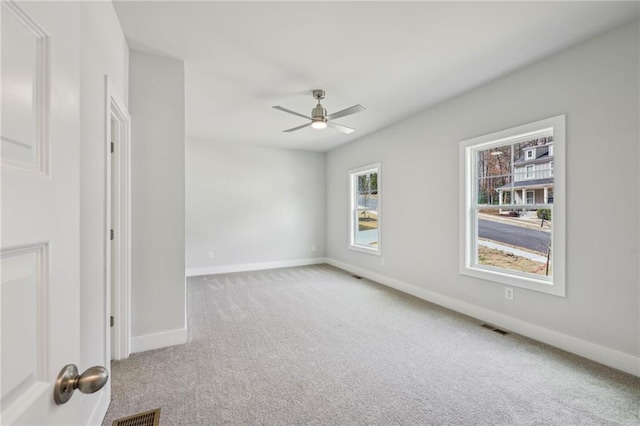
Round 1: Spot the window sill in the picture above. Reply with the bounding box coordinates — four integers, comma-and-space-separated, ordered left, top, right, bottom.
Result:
460, 265, 565, 297
349, 244, 381, 256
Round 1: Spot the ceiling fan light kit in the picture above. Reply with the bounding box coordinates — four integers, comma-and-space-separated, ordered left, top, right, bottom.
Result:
273, 89, 365, 134
311, 120, 327, 130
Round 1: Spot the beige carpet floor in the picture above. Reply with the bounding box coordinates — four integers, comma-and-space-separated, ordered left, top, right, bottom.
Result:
103, 264, 639, 425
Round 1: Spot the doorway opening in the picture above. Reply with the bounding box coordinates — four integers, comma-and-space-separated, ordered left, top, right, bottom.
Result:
106, 77, 131, 362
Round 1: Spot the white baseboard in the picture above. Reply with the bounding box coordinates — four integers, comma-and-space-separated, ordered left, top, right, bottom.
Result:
326, 258, 640, 377
186, 257, 327, 277
131, 328, 188, 354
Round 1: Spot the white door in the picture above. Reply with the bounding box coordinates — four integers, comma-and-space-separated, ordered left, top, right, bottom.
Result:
1, 1, 97, 424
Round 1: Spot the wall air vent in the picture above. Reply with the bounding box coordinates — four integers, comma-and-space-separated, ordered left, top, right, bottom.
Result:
481, 324, 509, 335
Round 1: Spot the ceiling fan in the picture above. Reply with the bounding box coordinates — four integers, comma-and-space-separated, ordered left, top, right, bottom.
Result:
273, 90, 365, 134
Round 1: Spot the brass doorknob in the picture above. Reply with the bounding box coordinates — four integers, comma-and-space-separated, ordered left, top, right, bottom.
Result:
53, 364, 109, 405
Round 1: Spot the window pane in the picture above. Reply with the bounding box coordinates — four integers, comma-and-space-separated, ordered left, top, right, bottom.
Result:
477, 137, 555, 207
476, 146, 512, 205
476, 207, 552, 278
357, 172, 377, 194
357, 173, 378, 208
354, 210, 378, 247
370, 172, 378, 193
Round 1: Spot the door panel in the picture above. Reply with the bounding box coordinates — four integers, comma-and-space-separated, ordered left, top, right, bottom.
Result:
1, 245, 46, 407
0, 1, 47, 173
1, 1, 83, 424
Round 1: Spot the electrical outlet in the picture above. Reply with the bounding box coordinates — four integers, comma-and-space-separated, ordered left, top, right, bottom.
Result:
505, 287, 514, 300
311, 245, 316, 252
380, 257, 385, 266
208, 252, 214, 259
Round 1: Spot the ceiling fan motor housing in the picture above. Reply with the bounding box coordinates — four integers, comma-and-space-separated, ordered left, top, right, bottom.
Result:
312, 104, 327, 121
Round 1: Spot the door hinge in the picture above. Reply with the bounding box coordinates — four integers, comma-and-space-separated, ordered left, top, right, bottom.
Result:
110, 229, 114, 241
110, 142, 114, 153
110, 316, 114, 327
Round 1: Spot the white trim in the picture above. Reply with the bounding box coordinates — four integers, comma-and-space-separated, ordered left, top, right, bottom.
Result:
186, 257, 327, 277
131, 328, 188, 354
104, 76, 132, 362
348, 244, 380, 256
325, 258, 640, 377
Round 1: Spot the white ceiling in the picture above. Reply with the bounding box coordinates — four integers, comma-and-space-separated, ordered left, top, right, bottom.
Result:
114, 1, 639, 152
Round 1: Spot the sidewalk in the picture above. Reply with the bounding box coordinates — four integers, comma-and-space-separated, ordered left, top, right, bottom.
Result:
478, 239, 548, 263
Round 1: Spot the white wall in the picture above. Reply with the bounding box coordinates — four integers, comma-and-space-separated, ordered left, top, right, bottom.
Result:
78, 1, 129, 422
326, 22, 639, 374
129, 50, 186, 351
186, 139, 326, 275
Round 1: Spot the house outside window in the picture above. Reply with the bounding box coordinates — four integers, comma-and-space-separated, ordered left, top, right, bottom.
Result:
459, 115, 565, 296
349, 163, 380, 255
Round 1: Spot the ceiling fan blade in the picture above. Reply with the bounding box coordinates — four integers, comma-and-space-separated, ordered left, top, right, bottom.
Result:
283, 122, 312, 133
327, 104, 366, 120
327, 122, 355, 134
273, 106, 311, 120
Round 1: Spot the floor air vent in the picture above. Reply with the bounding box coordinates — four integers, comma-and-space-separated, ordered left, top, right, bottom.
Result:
481, 324, 508, 335
113, 408, 161, 426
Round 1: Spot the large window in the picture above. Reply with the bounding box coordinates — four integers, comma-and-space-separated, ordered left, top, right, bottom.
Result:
349, 163, 380, 254
459, 116, 565, 296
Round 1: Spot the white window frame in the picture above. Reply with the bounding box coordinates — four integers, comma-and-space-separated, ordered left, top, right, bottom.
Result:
459, 115, 565, 296
348, 163, 381, 255
526, 190, 535, 204
525, 165, 534, 179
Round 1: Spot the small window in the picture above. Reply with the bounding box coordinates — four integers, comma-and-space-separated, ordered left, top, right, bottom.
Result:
526, 190, 535, 204
527, 150, 534, 159
349, 163, 380, 255
550, 161, 554, 177
525, 165, 534, 179
460, 115, 565, 296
